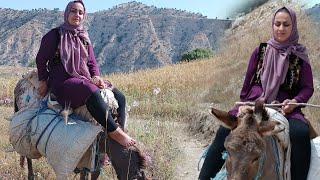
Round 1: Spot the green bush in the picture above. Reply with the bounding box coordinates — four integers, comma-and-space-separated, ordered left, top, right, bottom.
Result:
28, 60, 36, 67
181, 48, 214, 62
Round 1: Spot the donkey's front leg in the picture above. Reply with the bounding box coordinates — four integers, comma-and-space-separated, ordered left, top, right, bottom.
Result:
91, 171, 100, 180
80, 171, 89, 180
27, 158, 34, 180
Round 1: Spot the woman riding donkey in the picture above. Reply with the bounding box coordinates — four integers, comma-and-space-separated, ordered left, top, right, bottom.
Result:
36, 0, 135, 148
199, 6, 314, 180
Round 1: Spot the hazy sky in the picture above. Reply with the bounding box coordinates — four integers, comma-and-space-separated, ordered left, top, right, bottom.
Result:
0, 0, 319, 19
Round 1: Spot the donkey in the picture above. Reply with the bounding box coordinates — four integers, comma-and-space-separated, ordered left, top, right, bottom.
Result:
211, 101, 289, 180
12, 70, 149, 180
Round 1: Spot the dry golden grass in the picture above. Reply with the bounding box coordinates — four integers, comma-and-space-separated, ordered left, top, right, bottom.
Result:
0, 66, 32, 101
0, 1, 319, 179
108, 59, 223, 119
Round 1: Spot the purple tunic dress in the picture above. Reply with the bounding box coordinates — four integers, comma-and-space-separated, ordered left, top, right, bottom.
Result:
229, 47, 314, 123
36, 28, 100, 108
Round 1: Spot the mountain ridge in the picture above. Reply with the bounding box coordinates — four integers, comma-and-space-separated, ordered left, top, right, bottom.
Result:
0, 1, 231, 74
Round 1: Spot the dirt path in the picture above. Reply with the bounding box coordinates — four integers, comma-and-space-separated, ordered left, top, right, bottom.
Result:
173, 122, 206, 180
130, 118, 208, 179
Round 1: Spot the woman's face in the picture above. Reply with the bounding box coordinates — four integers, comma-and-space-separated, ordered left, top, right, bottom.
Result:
67, 2, 84, 26
273, 11, 293, 43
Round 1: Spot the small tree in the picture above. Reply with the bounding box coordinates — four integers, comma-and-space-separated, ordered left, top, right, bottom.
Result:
181, 48, 214, 62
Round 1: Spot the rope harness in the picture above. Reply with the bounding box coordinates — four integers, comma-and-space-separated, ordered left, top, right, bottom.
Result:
24, 99, 104, 174
254, 150, 266, 180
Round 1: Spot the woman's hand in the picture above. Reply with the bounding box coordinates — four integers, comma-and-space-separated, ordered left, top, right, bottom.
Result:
92, 76, 106, 89
38, 80, 48, 97
282, 99, 298, 114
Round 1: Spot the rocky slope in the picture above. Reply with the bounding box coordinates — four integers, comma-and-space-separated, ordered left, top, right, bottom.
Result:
0, 1, 232, 74
306, 3, 320, 24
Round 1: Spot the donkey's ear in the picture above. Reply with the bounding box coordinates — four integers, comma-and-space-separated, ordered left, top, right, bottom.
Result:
254, 99, 264, 114
254, 100, 269, 122
258, 121, 284, 137
211, 108, 237, 129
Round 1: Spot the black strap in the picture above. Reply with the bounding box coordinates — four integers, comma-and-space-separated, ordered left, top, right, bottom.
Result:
35, 110, 62, 150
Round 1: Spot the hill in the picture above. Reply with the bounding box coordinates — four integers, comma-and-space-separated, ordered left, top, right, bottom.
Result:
0, 1, 231, 74
306, 3, 320, 25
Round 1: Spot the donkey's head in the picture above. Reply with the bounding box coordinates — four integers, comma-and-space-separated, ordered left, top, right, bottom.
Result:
211, 101, 282, 180
14, 70, 41, 110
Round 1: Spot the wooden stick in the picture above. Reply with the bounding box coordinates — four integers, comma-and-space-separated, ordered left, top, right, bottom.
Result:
235, 101, 320, 108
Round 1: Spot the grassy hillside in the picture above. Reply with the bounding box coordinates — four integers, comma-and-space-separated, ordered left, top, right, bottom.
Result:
0, 1, 319, 179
